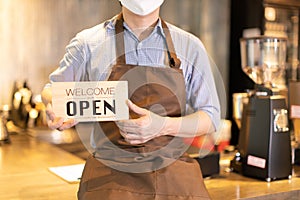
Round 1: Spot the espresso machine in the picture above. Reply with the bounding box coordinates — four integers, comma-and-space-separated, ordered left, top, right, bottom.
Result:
231, 36, 292, 182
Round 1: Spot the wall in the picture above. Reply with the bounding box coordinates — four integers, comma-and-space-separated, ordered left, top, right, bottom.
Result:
198, 0, 231, 118
0, 0, 120, 106
0, 0, 230, 111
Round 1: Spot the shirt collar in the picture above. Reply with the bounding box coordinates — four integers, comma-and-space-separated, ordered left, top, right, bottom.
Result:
106, 15, 166, 39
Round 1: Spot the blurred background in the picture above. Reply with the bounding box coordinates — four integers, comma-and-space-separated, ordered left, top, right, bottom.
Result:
1, 0, 300, 147
0, 0, 230, 108
2, 2, 300, 198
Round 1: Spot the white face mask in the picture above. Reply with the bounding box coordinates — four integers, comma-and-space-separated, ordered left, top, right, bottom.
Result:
119, 0, 164, 16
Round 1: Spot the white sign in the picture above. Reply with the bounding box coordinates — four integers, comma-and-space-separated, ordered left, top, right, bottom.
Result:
247, 155, 266, 169
52, 81, 129, 122
291, 105, 300, 119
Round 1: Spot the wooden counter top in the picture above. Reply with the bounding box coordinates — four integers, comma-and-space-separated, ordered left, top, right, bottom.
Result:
0, 132, 84, 200
205, 154, 300, 200
2, 130, 300, 200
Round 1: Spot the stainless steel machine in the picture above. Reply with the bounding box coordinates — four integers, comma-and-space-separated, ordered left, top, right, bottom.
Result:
231, 36, 292, 182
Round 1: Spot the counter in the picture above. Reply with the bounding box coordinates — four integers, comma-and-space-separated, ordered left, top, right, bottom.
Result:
0, 132, 84, 200
205, 154, 300, 199
1, 130, 300, 200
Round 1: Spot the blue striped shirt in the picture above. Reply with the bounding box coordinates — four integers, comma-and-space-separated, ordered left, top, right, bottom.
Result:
48, 15, 220, 130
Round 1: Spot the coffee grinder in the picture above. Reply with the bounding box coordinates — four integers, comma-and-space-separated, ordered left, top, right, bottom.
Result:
231, 36, 292, 182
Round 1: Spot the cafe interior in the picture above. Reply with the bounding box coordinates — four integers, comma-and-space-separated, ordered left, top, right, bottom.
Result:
1, 0, 300, 199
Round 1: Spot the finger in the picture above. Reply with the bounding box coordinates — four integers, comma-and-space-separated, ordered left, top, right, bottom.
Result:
127, 99, 148, 116
120, 132, 141, 144
119, 130, 138, 144
118, 129, 127, 138
123, 132, 153, 144
127, 138, 150, 145
57, 119, 78, 131
124, 133, 140, 140
116, 121, 141, 133
127, 140, 143, 145
48, 117, 64, 130
46, 103, 56, 121
116, 120, 140, 129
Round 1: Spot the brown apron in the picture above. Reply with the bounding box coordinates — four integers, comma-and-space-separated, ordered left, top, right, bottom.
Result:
78, 14, 211, 200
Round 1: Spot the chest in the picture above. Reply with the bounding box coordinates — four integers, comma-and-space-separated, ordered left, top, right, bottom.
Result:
88, 33, 170, 81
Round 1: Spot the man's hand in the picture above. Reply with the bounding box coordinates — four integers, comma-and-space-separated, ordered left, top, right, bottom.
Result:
46, 103, 78, 131
116, 100, 170, 145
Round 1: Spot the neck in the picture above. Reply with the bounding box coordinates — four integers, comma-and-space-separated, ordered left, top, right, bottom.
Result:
122, 7, 160, 40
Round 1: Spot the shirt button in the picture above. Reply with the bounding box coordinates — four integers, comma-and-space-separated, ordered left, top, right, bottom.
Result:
137, 42, 143, 48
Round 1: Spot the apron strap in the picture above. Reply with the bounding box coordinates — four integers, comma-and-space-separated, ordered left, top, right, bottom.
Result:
114, 13, 181, 69
161, 20, 181, 69
115, 13, 126, 65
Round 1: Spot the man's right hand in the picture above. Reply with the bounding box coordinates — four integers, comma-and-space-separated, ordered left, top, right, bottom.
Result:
46, 103, 78, 131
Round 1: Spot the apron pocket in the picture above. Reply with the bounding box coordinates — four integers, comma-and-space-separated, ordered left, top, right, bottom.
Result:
84, 156, 156, 194
85, 157, 114, 192
156, 159, 211, 199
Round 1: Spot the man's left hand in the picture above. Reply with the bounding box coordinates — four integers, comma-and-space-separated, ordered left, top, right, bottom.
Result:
116, 100, 169, 145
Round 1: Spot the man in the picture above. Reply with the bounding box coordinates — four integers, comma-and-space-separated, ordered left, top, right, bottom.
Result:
42, 0, 220, 199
